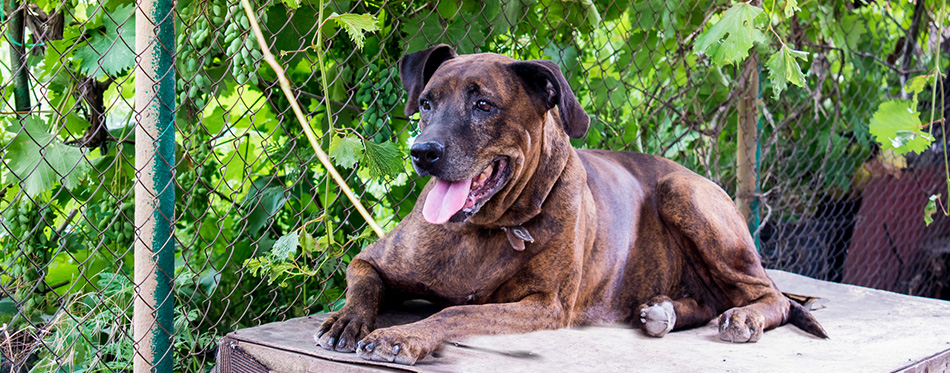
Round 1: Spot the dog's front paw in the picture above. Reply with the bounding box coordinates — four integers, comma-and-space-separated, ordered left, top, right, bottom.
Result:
356, 326, 440, 365
638, 297, 676, 337
315, 308, 375, 353
718, 307, 764, 343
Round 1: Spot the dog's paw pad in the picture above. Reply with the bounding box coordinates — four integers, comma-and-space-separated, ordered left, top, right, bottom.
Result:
639, 300, 675, 337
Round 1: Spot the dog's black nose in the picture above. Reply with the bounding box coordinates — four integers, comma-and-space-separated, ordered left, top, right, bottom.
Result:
410, 141, 445, 169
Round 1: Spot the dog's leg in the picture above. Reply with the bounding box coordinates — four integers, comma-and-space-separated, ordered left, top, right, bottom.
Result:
637, 296, 717, 337
315, 259, 384, 352
656, 172, 791, 343
355, 293, 564, 365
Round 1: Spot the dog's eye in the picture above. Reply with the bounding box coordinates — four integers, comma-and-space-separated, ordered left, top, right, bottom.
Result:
475, 100, 494, 112
420, 99, 431, 111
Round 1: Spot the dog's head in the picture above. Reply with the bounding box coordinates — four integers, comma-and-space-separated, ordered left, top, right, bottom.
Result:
399, 44, 590, 225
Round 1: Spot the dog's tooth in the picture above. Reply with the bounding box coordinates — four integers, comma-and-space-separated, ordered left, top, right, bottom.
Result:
470, 165, 493, 189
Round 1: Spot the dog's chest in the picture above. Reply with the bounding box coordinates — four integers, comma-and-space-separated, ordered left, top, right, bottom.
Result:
375, 229, 525, 304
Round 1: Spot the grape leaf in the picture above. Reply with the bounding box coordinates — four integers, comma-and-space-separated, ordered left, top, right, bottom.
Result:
765, 45, 808, 98
362, 141, 403, 179
73, 4, 136, 78
904, 75, 932, 96
327, 13, 380, 49
4, 116, 89, 196
329, 135, 363, 169
270, 231, 299, 260
925, 194, 941, 226
693, 3, 766, 66
299, 230, 317, 255
783, 0, 800, 17
869, 100, 934, 155
282, 0, 301, 9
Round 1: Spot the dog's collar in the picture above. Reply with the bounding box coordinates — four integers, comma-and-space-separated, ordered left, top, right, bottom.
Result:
501, 225, 534, 251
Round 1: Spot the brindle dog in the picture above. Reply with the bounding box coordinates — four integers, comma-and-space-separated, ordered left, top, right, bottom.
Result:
315, 45, 827, 365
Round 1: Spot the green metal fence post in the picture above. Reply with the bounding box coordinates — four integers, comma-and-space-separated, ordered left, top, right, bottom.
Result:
5, 0, 30, 114
133, 0, 175, 371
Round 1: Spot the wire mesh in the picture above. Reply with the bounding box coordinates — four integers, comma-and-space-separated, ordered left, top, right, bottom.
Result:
0, 0, 948, 371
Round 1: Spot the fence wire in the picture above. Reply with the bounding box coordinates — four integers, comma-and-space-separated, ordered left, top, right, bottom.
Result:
0, 0, 948, 371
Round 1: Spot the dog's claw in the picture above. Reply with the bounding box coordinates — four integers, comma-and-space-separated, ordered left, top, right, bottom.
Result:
392, 344, 401, 355
357, 340, 365, 351
337, 337, 346, 349
328, 337, 336, 348
365, 342, 375, 352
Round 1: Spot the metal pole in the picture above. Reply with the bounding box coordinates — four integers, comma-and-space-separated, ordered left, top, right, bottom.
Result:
6, 0, 30, 114
133, 0, 175, 370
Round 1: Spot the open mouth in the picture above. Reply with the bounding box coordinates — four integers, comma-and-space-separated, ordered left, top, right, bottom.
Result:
422, 157, 511, 225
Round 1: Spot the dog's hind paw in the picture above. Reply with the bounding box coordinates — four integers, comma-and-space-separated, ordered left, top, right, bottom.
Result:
718, 307, 764, 343
638, 299, 676, 337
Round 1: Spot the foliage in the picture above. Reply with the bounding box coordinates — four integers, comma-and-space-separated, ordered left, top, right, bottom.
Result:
0, 0, 944, 370
869, 100, 933, 155
765, 45, 808, 99
74, 4, 137, 78
327, 13, 380, 49
5, 116, 88, 196
693, 3, 766, 66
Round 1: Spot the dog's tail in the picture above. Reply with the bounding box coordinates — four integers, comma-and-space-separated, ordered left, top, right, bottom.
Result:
786, 298, 828, 339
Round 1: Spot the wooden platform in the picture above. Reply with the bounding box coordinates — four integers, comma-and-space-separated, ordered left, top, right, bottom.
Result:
216, 270, 950, 372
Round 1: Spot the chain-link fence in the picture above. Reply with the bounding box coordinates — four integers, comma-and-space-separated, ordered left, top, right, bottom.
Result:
1, 0, 948, 371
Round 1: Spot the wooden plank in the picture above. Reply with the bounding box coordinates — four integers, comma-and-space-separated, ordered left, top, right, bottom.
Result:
896, 348, 950, 373
219, 270, 950, 372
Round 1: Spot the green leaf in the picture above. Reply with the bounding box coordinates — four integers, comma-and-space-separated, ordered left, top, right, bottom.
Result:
831, 14, 866, 55
241, 180, 289, 234
299, 230, 316, 255
327, 13, 380, 49
578, 0, 602, 27
244, 258, 264, 276
362, 140, 403, 179
783, 0, 800, 17
0, 297, 15, 316
765, 45, 808, 99
73, 4, 136, 78
282, 0, 301, 9
4, 116, 89, 196
329, 135, 363, 169
904, 75, 933, 97
869, 100, 934, 155
693, 3, 766, 66
925, 194, 940, 226
270, 231, 299, 260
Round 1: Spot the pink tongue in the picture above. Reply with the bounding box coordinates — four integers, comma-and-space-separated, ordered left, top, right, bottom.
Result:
423, 178, 472, 224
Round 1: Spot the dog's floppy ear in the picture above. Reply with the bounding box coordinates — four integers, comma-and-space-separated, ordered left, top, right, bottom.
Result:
398, 44, 458, 116
509, 60, 590, 139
